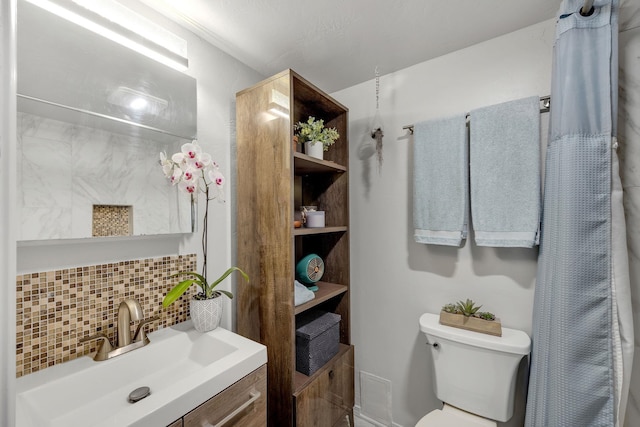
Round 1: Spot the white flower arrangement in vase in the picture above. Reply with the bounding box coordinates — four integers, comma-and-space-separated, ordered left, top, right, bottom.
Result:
159, 140, 248, 331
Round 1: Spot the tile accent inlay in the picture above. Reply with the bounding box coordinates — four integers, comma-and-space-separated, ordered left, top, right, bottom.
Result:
92, 205, 133, 237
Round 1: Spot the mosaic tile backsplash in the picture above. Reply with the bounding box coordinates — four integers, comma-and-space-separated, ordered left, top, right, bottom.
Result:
16, 254, 197, 377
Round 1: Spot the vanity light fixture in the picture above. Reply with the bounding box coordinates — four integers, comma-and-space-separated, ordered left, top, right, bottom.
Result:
24, 0, 189, 71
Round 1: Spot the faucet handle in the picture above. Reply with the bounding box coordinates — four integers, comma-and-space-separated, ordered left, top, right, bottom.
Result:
133, 315, 160, 344
79, 333, 114, 361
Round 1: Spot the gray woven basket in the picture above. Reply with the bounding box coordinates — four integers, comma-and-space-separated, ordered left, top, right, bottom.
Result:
295, 311, 341, 376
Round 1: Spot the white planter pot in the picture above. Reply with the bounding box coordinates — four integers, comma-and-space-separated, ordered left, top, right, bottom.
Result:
190, 295, 223, 332
305, 141, 324, 160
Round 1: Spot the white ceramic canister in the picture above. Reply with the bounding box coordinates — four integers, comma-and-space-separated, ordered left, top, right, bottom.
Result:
305, 211, 325, 228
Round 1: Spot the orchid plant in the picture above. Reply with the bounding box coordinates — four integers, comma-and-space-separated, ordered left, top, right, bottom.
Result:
159, 140, 248, 306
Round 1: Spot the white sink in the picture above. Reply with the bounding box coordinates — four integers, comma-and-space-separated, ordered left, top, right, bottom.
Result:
16, 321, 267, 427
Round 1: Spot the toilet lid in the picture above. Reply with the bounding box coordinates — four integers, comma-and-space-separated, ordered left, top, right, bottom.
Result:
416, 409, 495, 427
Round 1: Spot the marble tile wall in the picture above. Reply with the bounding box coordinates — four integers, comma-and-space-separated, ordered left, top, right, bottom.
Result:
16, 111, 192, 241
15, 254, 197, 377
618, 2, 640, 424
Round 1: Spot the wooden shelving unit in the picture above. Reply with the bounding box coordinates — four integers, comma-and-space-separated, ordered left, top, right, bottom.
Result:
236, 69, 353, 427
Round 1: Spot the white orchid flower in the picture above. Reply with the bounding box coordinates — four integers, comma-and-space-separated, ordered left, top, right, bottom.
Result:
159, 152, 173, 176
171, 152, 186, 163
162, 140, 223, 199
181, 142, 202, 160
162, 163, 173, 177
170, 167, 182, 184
193, 152, 211, 169
181, 166, 199, 182
208, 168, 225, 188
178, 180, 197, 194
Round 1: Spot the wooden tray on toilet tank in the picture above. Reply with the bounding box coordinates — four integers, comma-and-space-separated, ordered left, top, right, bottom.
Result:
439, 311, 503, 337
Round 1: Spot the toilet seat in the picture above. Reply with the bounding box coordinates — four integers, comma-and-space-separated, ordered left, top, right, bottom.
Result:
415, 405, 496, 427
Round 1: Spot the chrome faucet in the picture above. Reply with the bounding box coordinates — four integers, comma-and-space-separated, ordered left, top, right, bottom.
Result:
80, 298, 159, 361
117, 299, 144, 347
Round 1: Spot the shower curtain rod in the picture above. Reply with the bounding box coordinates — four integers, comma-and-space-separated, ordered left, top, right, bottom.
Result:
402, 95, 550, 135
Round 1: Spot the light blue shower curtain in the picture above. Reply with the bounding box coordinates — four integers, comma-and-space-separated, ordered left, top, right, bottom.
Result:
526, 1, 633, 426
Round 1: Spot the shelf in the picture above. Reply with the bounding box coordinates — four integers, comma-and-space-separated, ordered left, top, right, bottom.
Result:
294, 226, 348, 236
294, 281, 348, 315
294, 152, 347, 173
293, 344, 352, 394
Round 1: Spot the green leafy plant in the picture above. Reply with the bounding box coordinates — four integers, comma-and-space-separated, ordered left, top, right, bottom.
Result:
162, 267, 249, 307
442, 303, 459, 314
442, 298, 497, 321
295, 116, 340, 151
477, 312, 496, 321
456, 299, 482, 317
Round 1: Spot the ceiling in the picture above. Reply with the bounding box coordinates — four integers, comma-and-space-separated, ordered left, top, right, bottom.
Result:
140, 0, 561, 93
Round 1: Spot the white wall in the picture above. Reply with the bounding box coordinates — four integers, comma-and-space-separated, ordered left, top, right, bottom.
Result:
1, 2, 17, 426
333, 20, 555, 427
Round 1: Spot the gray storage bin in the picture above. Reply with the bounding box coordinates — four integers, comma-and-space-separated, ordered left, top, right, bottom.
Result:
295, 311, 341, 376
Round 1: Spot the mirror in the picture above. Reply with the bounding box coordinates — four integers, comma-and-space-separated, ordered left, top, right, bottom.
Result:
16, 0, 197, 241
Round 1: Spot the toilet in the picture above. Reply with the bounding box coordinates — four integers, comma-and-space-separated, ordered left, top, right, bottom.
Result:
417, 313, 531, 426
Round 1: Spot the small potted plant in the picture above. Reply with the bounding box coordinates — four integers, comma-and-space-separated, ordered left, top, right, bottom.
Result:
439, 298, 502, 336
294, 116, 339, 160
160, 140, 249, 332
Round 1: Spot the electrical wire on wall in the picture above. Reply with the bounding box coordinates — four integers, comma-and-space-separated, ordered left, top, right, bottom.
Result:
370, 66, 384, 170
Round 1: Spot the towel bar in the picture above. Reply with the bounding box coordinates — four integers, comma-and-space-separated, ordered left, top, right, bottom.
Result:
402, 95, 550, 135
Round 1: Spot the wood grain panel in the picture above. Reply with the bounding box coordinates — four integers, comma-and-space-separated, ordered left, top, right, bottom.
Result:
184, 365, 267, 427
166, 419, 183, 427
294, 345, 354, 426
237, 73, 295, 426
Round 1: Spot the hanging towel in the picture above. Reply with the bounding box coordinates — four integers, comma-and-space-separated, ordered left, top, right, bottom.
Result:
470, 96, 540, 247
413, 114, 468, 246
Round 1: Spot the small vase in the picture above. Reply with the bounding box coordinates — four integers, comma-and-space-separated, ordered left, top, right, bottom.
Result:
305, 141, 324, 160
190, 295, 223, 332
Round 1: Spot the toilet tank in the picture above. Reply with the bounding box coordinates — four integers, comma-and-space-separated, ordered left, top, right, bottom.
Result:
419, 313, 531, 422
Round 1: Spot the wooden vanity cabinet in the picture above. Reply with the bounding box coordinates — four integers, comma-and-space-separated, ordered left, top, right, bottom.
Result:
167, 365, 267, 427
237, 69, 354, 426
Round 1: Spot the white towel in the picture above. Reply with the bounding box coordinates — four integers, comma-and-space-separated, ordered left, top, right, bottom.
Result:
470, 96, 540, 247
294, 280, 315, 306
413, 114, 468, 246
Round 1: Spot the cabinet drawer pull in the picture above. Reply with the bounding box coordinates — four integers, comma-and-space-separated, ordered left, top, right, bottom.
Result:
202, 390, 261, 427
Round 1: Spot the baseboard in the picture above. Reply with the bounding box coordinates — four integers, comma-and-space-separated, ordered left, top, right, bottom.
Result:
354, 405, 404, 427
